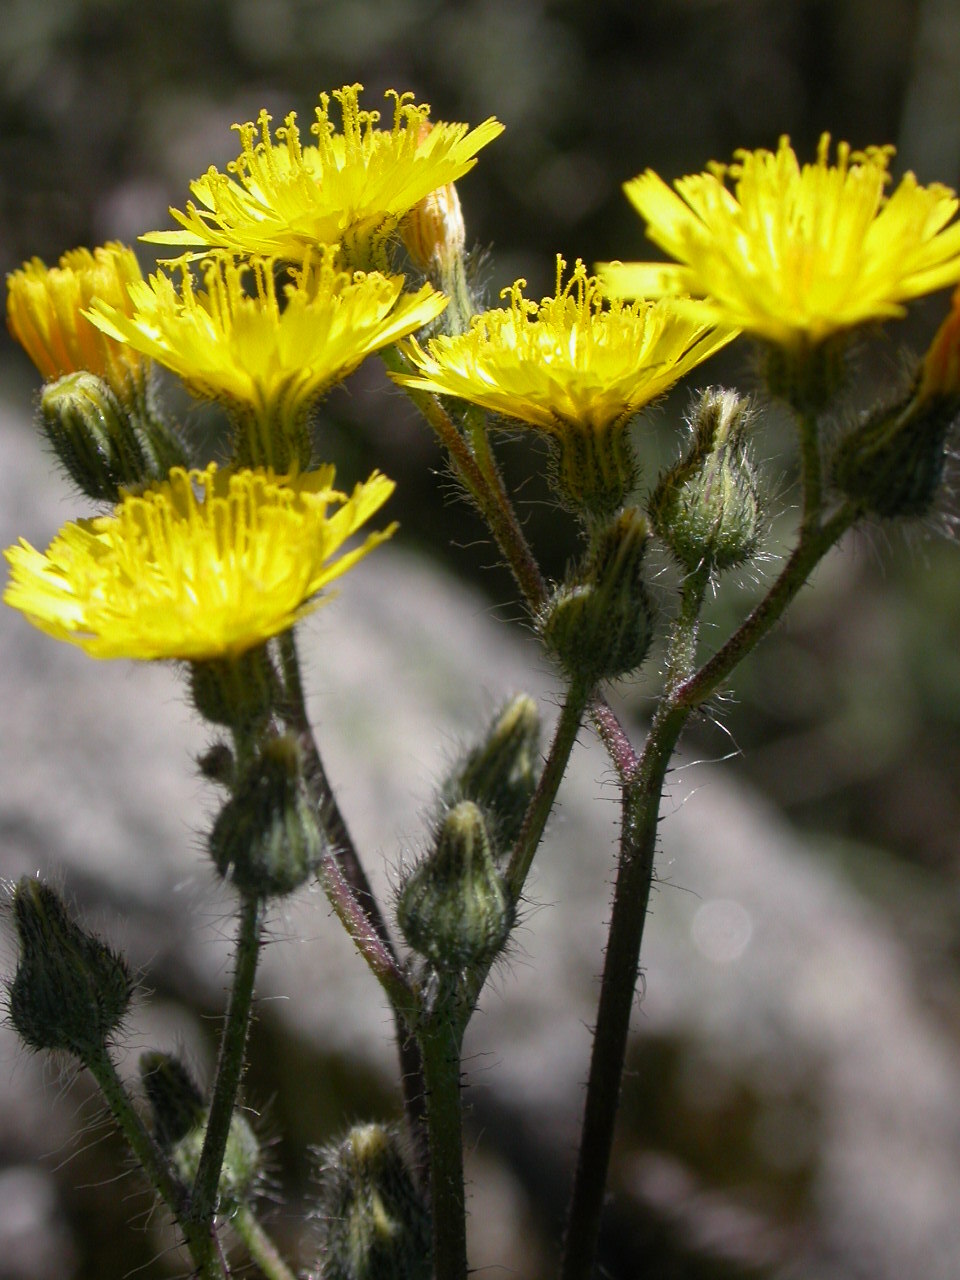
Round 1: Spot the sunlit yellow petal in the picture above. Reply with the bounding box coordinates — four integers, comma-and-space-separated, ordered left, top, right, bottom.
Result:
392, 257, 735, 433
88, 252, 447, 427
6, 243, 149, 392
600, 135, 960, 349
145, 84, 503, 269
3, 465, 396, 661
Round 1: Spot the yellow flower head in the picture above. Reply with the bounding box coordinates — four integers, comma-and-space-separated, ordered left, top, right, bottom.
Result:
393, 257, 734, 433
145, 84, 503, 269
393, 258, 734, 515
601, 135, 960, 349
7, 243, 149, 392
88, 252, 446, 466
3, 464, 396, 661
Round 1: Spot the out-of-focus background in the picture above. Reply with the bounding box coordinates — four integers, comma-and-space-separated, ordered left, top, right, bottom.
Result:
1, 2, 960, 1278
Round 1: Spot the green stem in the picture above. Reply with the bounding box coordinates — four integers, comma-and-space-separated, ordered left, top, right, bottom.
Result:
86, 1047, 223, 1278
560, 570, 705, 1280
276, 633, 386, 925
276, 631, 408, 1004
798, 409, 823, 533
675, 502, 858, 710
382, 345, 547, 609
419, 1005, 468, 1280
562, 507, 857, 1279
231, 1205, 298, 1280
190, 893, 264, 1231
505, 680, 593, 903
560, 717, 686, 1280
276, 631, 425, 1171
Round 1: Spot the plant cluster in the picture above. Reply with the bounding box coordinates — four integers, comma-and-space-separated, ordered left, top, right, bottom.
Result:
5, 85, 960, 1280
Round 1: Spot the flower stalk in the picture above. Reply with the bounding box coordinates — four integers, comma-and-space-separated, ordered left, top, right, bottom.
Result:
189, 893, 264, 1235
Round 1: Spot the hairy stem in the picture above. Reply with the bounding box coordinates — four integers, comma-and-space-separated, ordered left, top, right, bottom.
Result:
562, 568, 706, 1279
675, 503, 857, 709
562, 503, 856, 1277
231, 1205, 298, 1280
190, 894, 264, 1232
419, 1005, 468, 1280
505, 680, 593, 902
382, 345, 547, 608
86, 1047, 227, 1276
276, 631, 426, 1172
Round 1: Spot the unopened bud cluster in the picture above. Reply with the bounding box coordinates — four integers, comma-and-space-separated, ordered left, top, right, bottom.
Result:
210, 732, 326, 897
314, 1123, 430, 1280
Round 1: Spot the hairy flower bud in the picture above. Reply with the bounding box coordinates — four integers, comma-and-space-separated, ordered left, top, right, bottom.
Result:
440, 694, 541, 849
209, 734, 325, 897
315, 1123, 431, 1280
196, 741, 236, 789
651, 388, 760, 572
140, 1052, 260, 1205
40, 372, 151, 501
397, 801, 513, 972
832, 390, 956, 518
540, 507, 654, 685
833, 288, 960, 518
7, 878, 132, 1059
140, 1051, 206, 1149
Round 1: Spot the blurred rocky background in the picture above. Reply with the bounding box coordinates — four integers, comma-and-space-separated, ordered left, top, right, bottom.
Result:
2, 1, 960, 1277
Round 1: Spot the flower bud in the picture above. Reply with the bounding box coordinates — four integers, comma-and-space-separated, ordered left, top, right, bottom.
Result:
651, 388, 760, 572
402, 131, 467, 279
196, 741, 236, 789
209, 734, 325, 897
540, 507, 654, 685
832, 390, 956, 518
140, 1052, 260, 1206
315, 1123, 430, 1280
40, 372, 151, 501
440, 694, 541, 849
7, 878, 133, 1059
139, 1051, 206, 1149
401, 122, 478, 337
397, 801, 513, 972
189, 647, 279, 732
833, 286, 960, 518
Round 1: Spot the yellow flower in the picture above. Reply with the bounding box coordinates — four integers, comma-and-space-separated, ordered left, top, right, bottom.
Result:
601, 135, 960, 350
393, 257, 734, 430
88, 252, 447, 467
392, 258, 734, 513
145, 84, 503, 269
3, 464, 396, 661
6, 243, 148, 393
